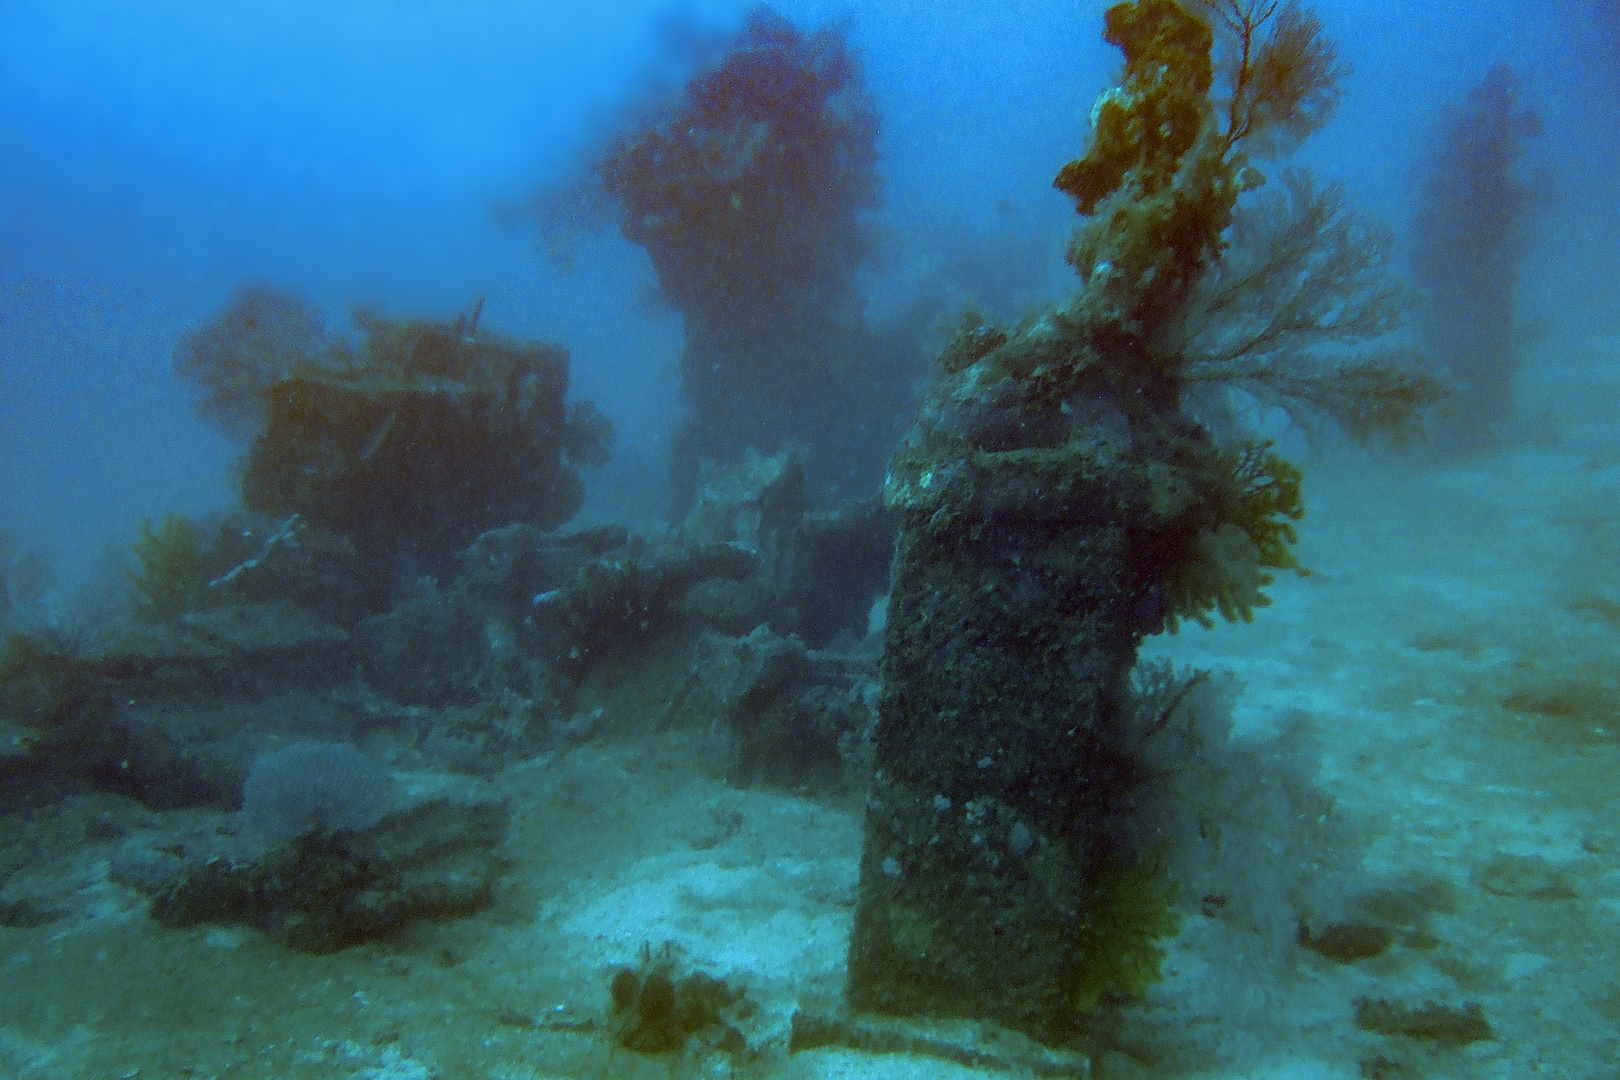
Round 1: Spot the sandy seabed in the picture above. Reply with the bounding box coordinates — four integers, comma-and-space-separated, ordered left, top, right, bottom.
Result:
1, 335, 1617, 1080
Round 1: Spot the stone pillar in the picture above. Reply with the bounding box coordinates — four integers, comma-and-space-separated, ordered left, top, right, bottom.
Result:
845, 376, 1192, 1041
847, 0, 1324, 1042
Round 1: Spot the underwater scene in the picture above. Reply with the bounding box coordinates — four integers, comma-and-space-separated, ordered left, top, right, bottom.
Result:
1, 1, 1617, 1077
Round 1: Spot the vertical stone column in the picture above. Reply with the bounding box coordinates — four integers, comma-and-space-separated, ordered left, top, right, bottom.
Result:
846, 0, 1350, 1041
844, 381, 1190, 1040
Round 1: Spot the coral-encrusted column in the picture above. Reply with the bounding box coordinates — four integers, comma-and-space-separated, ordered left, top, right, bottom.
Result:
848, 0, 1258, 1043
847, 0, 1417, 1041
844, 322, 1204, 1040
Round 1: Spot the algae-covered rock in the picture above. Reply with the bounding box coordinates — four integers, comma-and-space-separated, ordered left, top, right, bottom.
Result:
179, 600, 348, 656
1353, 997, 1495, 1046
0, 629, 240, 810
354, 585, 488, 706
240, 315, 608, 563
683, 626, 877, 792
94, 599, 352, 696
677, 449, 895, 644
144, 794, 509, 953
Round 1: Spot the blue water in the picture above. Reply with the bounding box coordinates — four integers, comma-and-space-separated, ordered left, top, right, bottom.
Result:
0, 2, 1617, 1076
3, 0, 1614, 594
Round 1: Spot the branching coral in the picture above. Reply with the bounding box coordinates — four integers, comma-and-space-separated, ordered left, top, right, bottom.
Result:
1196, 0, 1348, 159
1055, 0, 1419, 445
1186, 169, 1403, 357
173, 290, 336, 441
1054, 0, 1436, 460
1178, 168, 1446, 441
595, 9, 878, 313
1057, 0, 1230, 335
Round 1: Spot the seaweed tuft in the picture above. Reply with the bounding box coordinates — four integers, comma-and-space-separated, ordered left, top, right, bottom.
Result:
127, 515, 208, 621
1072, 849, 1185, 1011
